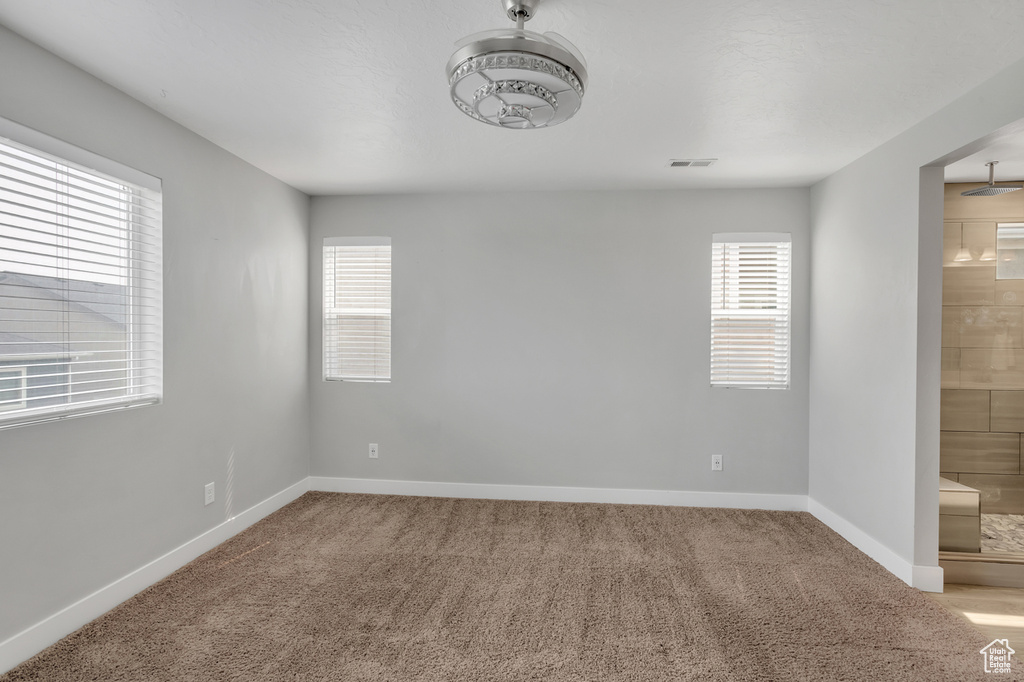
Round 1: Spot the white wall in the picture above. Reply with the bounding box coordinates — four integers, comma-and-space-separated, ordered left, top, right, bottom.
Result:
310, 190, 810, 497
809, 56, 1024, 582
0, 25, 310, 647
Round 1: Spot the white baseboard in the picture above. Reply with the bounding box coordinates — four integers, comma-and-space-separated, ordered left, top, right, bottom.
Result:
308, 476, 809, 511
0, 478, 310, 675
913, 565, 945, 593
807, 497, 943, 592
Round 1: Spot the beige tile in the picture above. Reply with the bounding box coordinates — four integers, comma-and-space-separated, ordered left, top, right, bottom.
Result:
963, 222, 996, 257
942, 306, 1023, 348
990, 391, 1024, 432
940, 389, 990, 432
942, 265, 996, 306
939, 514, 981, 553
940, 431, 1020, 474
957, 474, 1024, 514
942, 348, 960, 389
940, 473, 960, 482
943, 222, 962, 266
939, 488, 980, 516
960, 349, 1024, 389
994, 278, 1024, 306
941, 307, 960, 347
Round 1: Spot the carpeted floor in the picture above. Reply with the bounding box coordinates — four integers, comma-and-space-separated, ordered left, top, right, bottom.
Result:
2, 492, 1017, 681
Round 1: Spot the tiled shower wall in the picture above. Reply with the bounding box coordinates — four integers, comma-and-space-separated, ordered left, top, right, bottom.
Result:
940, 184, 1024, 514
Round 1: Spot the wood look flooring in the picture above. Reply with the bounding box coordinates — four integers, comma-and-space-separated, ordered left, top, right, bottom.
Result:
929, 584, 1024, 655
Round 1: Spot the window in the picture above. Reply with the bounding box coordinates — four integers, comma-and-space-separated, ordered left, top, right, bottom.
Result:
0, 118, 162, 428
323, 237, 391, 382
996, 223, 1024, 279
710, 233, 791, 389
0, 367, 26, 411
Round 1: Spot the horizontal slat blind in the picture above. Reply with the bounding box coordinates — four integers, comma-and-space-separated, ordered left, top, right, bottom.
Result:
0, 134, 162, 427
323, 237, 391, 382
710, 233, 790, 389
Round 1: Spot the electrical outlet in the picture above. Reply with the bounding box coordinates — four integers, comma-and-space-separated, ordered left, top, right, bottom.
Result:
369, 443, 378, 459
711, 455, 723, 472
204, 482, 215, 506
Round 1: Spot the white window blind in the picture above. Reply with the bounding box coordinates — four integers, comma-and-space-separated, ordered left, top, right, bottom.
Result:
710, 233, 791, 389
323, 237, 391, 382
0, 125, 162, 428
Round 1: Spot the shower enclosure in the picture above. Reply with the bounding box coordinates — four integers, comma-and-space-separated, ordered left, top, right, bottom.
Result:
940, 183, 1024, 570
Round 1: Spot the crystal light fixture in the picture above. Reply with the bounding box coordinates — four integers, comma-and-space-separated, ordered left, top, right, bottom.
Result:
446, 0, 588, 129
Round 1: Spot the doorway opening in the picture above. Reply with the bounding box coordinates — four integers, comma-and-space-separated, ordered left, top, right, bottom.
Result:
939, 147, 1024, 583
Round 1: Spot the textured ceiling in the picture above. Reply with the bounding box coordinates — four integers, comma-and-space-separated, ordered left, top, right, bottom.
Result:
945, 138, 1024, 184
2, 0, 1024, 194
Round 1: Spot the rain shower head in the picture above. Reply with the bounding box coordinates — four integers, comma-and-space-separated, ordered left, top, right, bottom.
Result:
963, 184, 1023, 196
961, 161, 1024, 196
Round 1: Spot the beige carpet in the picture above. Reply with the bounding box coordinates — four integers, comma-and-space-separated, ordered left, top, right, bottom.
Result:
2, 492, 1016, 681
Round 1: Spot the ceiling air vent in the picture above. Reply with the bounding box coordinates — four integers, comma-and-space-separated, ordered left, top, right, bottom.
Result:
668, 159, 717, 168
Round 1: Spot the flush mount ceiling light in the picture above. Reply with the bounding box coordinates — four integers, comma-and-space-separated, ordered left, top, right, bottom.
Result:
446, 0, 588, 129
961, 161, 1024, 196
